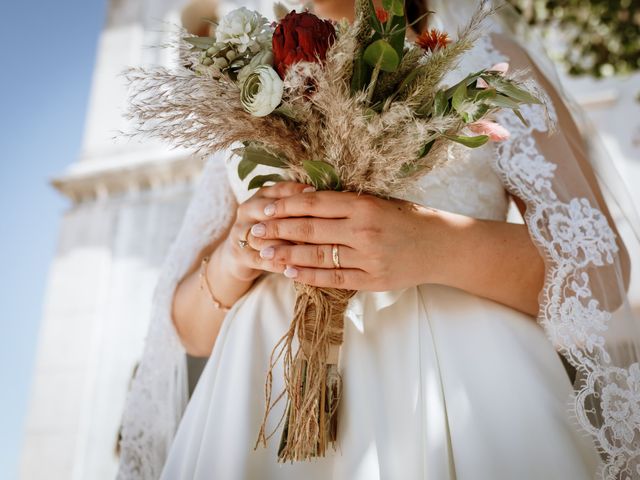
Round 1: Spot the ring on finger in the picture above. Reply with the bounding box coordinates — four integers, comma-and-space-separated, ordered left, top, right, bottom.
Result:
238, 225, 252, 249
332, 244, 341, 269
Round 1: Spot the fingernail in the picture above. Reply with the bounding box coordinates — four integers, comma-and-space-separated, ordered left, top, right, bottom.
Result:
284, 266, 298, 278
260, 247, 274, 259
302, 186, 316, 193
251, 223, 266, 237
264, 203, 276, 216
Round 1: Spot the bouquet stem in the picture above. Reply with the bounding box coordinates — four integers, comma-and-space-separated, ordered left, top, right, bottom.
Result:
256, 283, 355, 462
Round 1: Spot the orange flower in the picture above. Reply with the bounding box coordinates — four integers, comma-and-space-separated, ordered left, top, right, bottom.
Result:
416, 28, 451, 52
375, 8, 389, 23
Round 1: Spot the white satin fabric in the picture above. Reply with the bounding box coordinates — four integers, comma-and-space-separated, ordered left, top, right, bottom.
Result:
160, 149, 601, 479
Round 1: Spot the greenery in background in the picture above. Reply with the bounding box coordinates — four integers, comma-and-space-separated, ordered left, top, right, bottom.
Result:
506, 0, 640, 78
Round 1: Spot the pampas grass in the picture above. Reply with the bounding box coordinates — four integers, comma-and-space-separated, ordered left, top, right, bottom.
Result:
124, 1, 497, 200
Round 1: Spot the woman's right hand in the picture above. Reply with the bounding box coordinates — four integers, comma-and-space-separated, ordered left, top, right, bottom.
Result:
218, 181, 316, 283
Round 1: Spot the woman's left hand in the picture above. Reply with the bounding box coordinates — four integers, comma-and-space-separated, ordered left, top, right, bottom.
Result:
248, 190, 449, 291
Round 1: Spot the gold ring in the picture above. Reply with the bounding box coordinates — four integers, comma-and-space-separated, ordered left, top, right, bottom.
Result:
238, 226, 251, 249
332, 244, 341, 269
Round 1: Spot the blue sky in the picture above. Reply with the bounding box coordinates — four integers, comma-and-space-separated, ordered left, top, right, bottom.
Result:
0, 0, 107, 477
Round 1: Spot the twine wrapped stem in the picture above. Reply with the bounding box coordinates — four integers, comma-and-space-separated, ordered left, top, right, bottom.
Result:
255, 282, 356, 462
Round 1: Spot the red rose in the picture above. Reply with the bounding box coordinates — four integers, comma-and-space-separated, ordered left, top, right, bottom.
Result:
272, 11, 336, 78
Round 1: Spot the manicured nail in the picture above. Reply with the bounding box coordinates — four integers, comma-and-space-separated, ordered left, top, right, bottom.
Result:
284, 266, 298, 278
260, 247, 274, 259
264, 203, 276, 216
251, 223, 266, 237
302, 186, 316, 193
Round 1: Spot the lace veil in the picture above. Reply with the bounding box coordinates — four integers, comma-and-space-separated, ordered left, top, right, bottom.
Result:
429, 0, 640, 477
117, 1, 640, 478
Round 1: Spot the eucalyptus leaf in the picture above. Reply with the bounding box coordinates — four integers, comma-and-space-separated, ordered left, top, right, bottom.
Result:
382, 0, 404, 16
444, 134, 490, 148
363, 39, 400, 73
302, 160, 341, 190
184, 36, 216, 50
248, 174, 285, 190
472, 87, 497, 102
451, 82, 467, 112
244, 145, 287, 168
485, 93, 521, 110
238, 157, 257, 181
433, 90, 449, 116
513, 109, 530, 127
485, 77, 542, 105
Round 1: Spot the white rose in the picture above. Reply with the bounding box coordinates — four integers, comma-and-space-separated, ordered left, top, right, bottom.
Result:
237, 50, 275, 84
240, 65, 284, 117
216, 7, 272, 54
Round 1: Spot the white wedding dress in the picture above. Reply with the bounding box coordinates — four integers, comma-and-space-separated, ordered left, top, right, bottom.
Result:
160, 148, 600, 480
159, 76, 601, 480
152, 18, 604, 480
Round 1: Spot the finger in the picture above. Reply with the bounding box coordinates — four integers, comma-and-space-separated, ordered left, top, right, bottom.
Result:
264, 191, 363, 219
263, 244, 357, 269
256, 181, 316, 200
246, 249, 293, 275
237, 196, 285, 223
282, 266, 369, 290
251, 218, 352, 245
247, 235, 292, 252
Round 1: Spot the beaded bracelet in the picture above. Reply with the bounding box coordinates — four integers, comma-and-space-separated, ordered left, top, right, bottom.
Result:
199, 255, 232, 313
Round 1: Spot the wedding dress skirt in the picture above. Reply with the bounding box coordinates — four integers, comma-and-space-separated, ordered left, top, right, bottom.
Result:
158, 80, 602, 476
160, 272, 600, 479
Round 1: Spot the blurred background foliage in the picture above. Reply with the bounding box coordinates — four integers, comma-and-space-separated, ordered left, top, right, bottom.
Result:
506, 0, 640, 78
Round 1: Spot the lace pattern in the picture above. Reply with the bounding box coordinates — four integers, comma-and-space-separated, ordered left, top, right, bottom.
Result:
117, 155, 237, 479
491, 54, 638, 478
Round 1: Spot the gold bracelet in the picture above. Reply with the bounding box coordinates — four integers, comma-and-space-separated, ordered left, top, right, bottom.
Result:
199, 256, 232, 313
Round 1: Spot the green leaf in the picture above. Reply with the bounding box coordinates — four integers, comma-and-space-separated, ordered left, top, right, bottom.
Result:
248, 174, 285, 190
451, 82, 467, 112
433, 90, 449, 116
184, 36, 216, 50
302, 160, 341, 190
485, 93, 521, 110
444, 134, 490, 148
387, 12, 406, 62
418, 140, 435, 158
243, 145, 287, 168
351, 53, 371, 93
382, 0, 404, 16
484, 77, 542, 105
472, 87, 497, 102
238, 157, 257, 181
513, 109, 530, 127
461, 103, 490, 123
366, 0, 383, 34
363, 39, 400, 72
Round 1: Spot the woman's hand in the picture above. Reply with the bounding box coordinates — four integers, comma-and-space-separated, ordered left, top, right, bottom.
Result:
247, 189, 546, 316
219, 181, 317, 283
248, 191, 445, 291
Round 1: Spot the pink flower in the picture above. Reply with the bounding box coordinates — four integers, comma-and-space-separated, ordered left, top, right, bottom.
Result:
469, 120, 511, 142
488, 62, 509, 75
476, 77, 490, 89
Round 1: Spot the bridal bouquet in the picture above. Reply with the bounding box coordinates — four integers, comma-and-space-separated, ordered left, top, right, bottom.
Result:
126, 0, 548, 463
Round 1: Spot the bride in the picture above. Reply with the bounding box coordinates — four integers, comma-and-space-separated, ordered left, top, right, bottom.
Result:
117, 0, 640, 479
